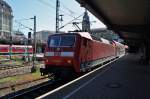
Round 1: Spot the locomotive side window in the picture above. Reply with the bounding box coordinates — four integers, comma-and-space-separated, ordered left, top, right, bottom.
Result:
49, 36, 60, 47
60, 35, 75, 46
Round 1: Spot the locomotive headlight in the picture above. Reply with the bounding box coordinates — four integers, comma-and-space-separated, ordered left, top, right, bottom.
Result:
46, 59, 49, 62
67, 60, 72, 64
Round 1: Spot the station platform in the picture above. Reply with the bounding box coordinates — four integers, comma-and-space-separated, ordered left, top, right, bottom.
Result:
37, 54, 150, 99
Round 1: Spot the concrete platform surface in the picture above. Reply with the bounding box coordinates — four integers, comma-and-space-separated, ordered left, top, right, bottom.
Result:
38, 54, 150, 99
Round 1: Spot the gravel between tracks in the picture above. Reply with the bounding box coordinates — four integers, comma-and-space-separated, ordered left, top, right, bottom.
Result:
0, 74, 49, 97
0, 63, 45, 78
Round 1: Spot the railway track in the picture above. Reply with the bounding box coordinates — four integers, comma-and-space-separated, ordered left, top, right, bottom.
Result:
0, 62, 41, 70
0, 64, 26, 70
2, 77, 72, 99
1, 57, 121, 99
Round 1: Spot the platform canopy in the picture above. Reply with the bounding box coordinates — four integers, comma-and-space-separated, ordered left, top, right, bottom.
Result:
76, 0, 150, 46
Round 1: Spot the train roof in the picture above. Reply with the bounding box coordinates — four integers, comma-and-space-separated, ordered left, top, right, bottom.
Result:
48, 32, 112, 44
48, 32, 114, 45
0, 44, 9, 47
0, 44, 33, 48
49, 32, 93, 40
100, 38, 110, 44
112, 40, 125, 46
75, 32, 93, 40
12, 45, 32, 48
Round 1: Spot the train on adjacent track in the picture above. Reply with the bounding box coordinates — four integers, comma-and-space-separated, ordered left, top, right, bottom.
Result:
41, 32, 125, 78
0, 44, 33, 55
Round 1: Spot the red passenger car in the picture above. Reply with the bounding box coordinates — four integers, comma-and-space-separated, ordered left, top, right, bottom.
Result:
0, 45, 9, 54
0, 44, 33, 54
12, 45, 25, 54
11, 45, 33, 54
42, 32, 118, 77
113, 41, 125, 57
27, 46, 33, 53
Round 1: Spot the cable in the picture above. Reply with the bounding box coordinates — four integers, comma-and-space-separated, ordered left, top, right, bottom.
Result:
37, 0, 83, 30
37, 0, 77, 19
48, 0, 55, 3
37, 0, 56, 9
14, 20, 33, 31
14, 18, 34, 21
59, 1, 77, 18
60, 1, 77, 15
58, 13, 84, 30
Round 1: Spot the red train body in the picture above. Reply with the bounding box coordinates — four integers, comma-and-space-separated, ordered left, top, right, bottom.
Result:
113, 41, 125, 57
11, 45, 33, 54
42, 32, 125, 77
0, 44, 33, 54
0, 45, 9, 54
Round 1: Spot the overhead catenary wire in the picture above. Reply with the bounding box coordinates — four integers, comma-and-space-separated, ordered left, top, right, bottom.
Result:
14, 18, 35, 21
13, 26, 30, 30
48, 0, 55, 3
37, 0, 83, 31
14, 20, 33, 31
13, 0, 84, 32
58, 13, 84, 30
37, 0, 56, 9
60, 1, 76, 15
37, 0, 78, 19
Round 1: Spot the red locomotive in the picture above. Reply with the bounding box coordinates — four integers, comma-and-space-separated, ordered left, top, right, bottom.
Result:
41, 32, 125, 78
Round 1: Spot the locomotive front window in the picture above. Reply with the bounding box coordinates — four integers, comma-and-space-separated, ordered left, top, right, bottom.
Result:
60, 35, 75, 46
49, 35, 75, 47
49, 36, 60, 47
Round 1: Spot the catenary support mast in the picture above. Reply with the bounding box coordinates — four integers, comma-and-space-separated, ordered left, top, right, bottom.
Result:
56, 0, 60, 33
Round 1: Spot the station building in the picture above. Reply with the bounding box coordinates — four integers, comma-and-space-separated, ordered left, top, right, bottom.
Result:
36, 30, 55, 44
0, 0, 13, 40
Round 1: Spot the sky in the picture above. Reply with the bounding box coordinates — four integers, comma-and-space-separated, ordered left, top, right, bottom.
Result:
5, 0, 106, 36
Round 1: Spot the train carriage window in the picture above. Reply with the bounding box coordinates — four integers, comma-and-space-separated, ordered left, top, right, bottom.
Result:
0, 47, 8, 50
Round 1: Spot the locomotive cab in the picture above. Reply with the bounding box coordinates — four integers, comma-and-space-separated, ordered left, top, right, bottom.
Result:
42, 33, 80, 77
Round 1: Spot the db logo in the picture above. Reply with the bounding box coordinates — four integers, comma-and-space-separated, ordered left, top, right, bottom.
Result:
56, 47, 60, 51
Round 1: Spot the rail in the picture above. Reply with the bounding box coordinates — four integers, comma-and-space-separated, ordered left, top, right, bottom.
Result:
2, 77, 68, 99
2, 54, 124, 99
0, 63, 33, 70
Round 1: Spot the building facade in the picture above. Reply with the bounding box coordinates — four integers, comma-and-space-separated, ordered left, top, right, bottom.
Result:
36, 30, 55, 53
36, 30, 55, 44
0, 0, 13, 40
12, 30, 27, 44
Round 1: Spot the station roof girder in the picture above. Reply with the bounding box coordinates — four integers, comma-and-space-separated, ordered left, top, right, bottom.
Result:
76, 0, 150, 45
